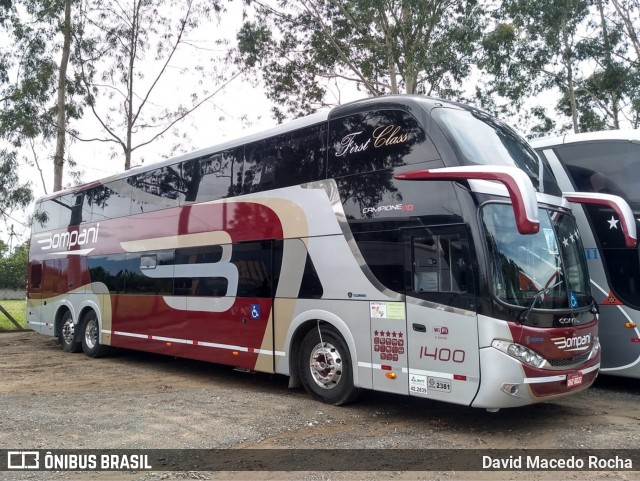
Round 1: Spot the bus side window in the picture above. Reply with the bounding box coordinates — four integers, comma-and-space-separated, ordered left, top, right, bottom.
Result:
232, 241, 274, 297
413, 236, 439, 292
180, 147, 243, 203
129, 166, 182, 214
88, 181, 132, 222
243, 124, 327, 194
273, 124, 327, 188
33, 200, 61, 233
29, 263, 42, 290
410, 230, 474, 309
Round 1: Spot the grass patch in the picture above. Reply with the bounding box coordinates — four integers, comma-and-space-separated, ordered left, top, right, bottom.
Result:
0, 299, 27, 330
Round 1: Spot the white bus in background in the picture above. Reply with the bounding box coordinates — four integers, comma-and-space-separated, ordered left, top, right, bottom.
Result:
532, 130, 640, 378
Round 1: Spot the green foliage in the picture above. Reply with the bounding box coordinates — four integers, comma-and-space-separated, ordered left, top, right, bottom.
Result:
0, 150, 33, 224
235, 0, 485, 121
0, 241, 29, 289
479, 0, 639, 134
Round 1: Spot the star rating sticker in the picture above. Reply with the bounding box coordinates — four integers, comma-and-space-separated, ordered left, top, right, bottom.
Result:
608, 215, 619, 230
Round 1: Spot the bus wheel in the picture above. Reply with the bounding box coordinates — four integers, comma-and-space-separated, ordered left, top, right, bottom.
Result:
299, 327, 360, 405
59, 311, 81, 353
81, 311, 110, 358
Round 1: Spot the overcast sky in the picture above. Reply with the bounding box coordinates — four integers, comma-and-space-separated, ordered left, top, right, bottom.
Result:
5, 2, 369, 248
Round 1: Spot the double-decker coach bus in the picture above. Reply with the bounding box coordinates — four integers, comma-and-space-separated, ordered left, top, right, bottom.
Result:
532, 130, 640, 378
27, 95, 634, 410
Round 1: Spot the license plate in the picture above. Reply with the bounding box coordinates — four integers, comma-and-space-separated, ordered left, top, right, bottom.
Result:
567, 373, 583, 388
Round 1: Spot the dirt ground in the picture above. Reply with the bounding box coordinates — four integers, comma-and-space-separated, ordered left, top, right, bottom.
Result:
1, 331, 639, 481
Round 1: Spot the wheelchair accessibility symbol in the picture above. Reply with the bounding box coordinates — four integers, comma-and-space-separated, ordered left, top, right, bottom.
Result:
250, 304, 261, 319
569, 291, 578, 309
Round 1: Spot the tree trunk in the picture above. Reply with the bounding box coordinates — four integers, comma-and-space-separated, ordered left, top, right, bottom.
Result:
53, 0, 72, 191
562, 27, 579, 133
597, 0, 620, 129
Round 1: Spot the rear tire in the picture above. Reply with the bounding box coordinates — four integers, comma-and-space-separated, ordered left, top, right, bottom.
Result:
81, 311, 110, 358
299, 326, 360, 405
59, 311, 81, 353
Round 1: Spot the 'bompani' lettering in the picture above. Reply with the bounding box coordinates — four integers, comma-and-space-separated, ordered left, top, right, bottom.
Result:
38, 223, 100, 251
552, 333, 591, 351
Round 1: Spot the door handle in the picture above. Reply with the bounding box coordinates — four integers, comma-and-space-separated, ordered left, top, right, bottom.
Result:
412, 323, 426, 332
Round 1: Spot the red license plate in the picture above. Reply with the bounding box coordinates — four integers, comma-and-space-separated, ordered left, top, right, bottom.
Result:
567, 373, 583, 388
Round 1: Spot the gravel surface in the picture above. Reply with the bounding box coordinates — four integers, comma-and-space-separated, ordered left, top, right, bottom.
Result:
1, 331, 639, 481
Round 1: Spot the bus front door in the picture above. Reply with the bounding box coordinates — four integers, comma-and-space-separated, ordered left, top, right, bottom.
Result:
403, 227, 481, 405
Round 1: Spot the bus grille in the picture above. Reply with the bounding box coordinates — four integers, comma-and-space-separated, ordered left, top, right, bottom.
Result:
548, 351, 591, 368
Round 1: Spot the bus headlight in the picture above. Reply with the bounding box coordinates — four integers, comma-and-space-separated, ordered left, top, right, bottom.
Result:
492, 340, 548, 368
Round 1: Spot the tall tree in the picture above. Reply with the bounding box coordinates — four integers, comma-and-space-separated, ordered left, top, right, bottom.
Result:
480, 0, 592, 133
53, 0, 72, 191
1, 0, 83, 194
609, 0, 640, 128
235, 0, 485, 121
75, 0, 240, 170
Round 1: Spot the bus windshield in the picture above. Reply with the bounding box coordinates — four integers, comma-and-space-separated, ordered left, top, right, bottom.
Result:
481, 204, 591, 310
433, 107, 561, 196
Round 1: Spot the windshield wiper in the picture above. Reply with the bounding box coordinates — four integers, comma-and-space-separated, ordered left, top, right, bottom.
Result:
518, 278, 564, 323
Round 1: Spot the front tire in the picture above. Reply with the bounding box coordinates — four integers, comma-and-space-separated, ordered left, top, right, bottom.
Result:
299, 326, 360, 405
81, 311, 110, 358
59, 311, 81, 353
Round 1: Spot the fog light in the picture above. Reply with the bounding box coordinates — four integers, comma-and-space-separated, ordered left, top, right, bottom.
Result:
501, 383, 521, 397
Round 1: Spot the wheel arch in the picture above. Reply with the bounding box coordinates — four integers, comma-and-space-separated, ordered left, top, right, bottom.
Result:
77, 300, 103, 342
54, 303, 75, 338
286, 309, 360, 389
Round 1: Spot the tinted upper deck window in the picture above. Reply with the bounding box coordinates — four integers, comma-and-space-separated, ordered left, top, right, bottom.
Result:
243, 124, 326, 194
181, 147, 244, 203
328, 109, 436, 178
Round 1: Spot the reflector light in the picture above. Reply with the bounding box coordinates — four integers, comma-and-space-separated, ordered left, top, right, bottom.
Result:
631, 339, 640, 343
233, 351, 239, 356
625, 322, 637, 328
385, 372, 397, 380
166, 342, 172, 347
453, 374, 467, 381
381, 365, 392, 371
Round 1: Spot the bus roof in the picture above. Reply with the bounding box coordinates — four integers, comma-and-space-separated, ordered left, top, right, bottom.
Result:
38, 95, 479, 202
530, 129, 640, 149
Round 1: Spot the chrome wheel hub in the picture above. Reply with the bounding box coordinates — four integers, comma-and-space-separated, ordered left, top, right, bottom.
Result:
309, 342, 342, 390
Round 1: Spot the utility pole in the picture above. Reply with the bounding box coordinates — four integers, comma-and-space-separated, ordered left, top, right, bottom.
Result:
7, 225, 16, 255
